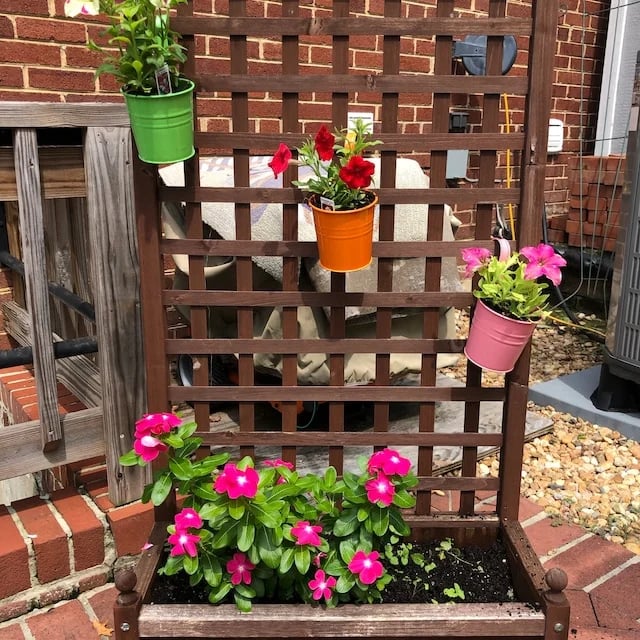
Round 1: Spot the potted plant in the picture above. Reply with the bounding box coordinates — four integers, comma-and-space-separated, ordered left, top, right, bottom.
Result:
119, 411, 420, 612
461, 238, 567, 373
269, 119, 382, 272
63, 0, 195, 164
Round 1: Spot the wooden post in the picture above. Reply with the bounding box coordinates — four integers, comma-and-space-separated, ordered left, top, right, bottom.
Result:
13, 129, 62, 451
84, 126, 150, 505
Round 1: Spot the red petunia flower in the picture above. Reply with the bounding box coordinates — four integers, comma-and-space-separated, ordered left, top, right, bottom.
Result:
339, 156, 375, 189
314, 125, 335, 161
268, 143, 292, 178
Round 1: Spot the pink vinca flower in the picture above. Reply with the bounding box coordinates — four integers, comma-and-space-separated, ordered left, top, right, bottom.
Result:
174, 508, 203, 531
312, 551, 327, 568
226, 552, 255, 585
214, 463, 259, 499
460, 247, 492, 279
167, 530, 200, 557
348, 550, 384, 585
134, 412, 181, 438
520, 243, 567, 286
365, 472, 395, 506
291, 521, 323, 546
268, 143, 292, 178
64, 0, 99, 17
367, 448, 412, 476
308, 569, 336, 602
133, 435, 168, 462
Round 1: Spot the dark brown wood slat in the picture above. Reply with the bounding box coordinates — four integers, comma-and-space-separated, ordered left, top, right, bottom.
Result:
163, 289, 470, 308
417, 0, 453, 520
169, 385, 505, 403
165, 337, 467, 355
158, 185, 522, 206
194, 131, 526, 151
161, 237, 486, 258
197, 431, 502, 448
197, 74, 528, 94
280, 0, 302, 464
172, 16, 532, 37
229, 0, 255, 459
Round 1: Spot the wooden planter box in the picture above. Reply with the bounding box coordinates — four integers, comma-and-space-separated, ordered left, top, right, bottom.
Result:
114, 1, 569, 638
114, 520, 569, 639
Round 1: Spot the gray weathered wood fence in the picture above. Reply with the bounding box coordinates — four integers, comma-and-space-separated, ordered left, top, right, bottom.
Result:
0, 103, 149, 505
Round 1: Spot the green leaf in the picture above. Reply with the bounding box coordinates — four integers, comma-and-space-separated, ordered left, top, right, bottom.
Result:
339, 539, 357, 564
176, 420, 198, 439
234, 593, 252, 612
183, 554, 199, 575
150, 473, 172, 506
192, 484, 219, 502
250, 502, 283, 528
335, 573, 355, 593
212, 519, 241, 549
256, 526, 282, 568
209, 582, 232, 604
198, 502, 228, 521
388, 509, 411, 536
235, 584, 256, 599
238, 517, 255, 552
393, 489, 416, 509
140, 482, 153, 504
164, 434, 184, 449
119, 450, 140, 466
168, 457, 194, 481
201, 553, 222, 588
324, 466, 337, 486
279, 547, 295, 574
175, 439, 201, 460
294, 547, 310, 574
228, 500, 245, 520
370, 506, 389, 537
333, 509, 360, 537
193, 454, 230, 475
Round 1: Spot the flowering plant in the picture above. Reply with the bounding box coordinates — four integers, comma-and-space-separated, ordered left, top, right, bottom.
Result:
269, 119, 382, 211
120, 412, 418, 611
63, 0, 188, 94
461, 243, 567, 321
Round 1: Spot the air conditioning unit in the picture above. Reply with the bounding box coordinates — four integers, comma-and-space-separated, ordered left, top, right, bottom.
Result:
591, 70, 640, 412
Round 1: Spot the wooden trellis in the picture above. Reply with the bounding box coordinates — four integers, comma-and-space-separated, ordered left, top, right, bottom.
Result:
115, 1, 570, 638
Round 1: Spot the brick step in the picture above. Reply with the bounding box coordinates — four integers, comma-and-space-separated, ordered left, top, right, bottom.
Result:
0, 484, 154, 623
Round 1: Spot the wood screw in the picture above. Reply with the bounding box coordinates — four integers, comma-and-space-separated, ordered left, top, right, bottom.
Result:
554, 623, 564, 632
120, 623, 130, 631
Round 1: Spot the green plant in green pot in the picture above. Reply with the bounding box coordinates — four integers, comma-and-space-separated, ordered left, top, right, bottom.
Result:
64, 0, 195, 164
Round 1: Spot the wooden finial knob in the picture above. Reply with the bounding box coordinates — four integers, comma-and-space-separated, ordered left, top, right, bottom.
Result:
545, 567, 568, 593
115, 569, 139, 607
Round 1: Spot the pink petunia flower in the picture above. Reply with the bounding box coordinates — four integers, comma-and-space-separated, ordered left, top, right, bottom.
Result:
214, 463, 259, 499
520, 243, 567, 286
291, 521, 323, 546
133, 434, 168, 462
308, 569, 336, 601
134, 412, 181, 439
268, 143, 292, 178
226, 552, 255, 585
367, 448, 412, 476
348, 550, 384, 585
365, 472, 395, 506
460, 247, 492, 279
167, 530, 200, 557
174, 508, 203, 531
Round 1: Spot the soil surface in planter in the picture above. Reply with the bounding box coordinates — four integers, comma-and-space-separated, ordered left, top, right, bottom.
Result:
149, 539, 516, 605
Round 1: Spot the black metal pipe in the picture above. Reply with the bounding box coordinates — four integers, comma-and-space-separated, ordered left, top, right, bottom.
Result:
0, 250, 96, 323
0, 336, 98, 369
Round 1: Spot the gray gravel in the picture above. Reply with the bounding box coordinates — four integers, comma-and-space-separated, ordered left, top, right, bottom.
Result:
441, 311, 640, 555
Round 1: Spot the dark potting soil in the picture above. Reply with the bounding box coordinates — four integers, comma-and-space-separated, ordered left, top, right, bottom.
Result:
148, 539, 516, 606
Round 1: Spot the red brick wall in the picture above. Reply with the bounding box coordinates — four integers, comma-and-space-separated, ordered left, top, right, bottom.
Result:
0, 0, 610, 237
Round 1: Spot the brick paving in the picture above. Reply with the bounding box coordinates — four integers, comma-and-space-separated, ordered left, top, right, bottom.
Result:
0, 495, 638, 639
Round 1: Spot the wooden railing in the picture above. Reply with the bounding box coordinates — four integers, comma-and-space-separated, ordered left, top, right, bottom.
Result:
0, 103, 150, 505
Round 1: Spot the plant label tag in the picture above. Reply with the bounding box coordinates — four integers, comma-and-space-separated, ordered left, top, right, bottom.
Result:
155, 65, 173, 95
319, 196, 335, 211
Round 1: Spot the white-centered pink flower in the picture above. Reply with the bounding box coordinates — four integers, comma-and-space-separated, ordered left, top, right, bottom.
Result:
226, 552, 255, 585
520, 243, 567, 286
461, 247, 492, 279
291, 521, 323, 546
308, 569, 336, 601
367, 448, 412, 476
365, 472, 395, 506
348, 550, 384, 585
174, 508, 203, 531
133, 434, 168, 462
214, 463, 259, 499
167, 530, 200, 557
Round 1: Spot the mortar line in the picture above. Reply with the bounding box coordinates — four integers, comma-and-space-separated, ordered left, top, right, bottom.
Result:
583, 554, 640, 593
539, 532, 593, 564
7, 504, 39, 587
45, 499, 76, 573
520, 510, 549, 528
